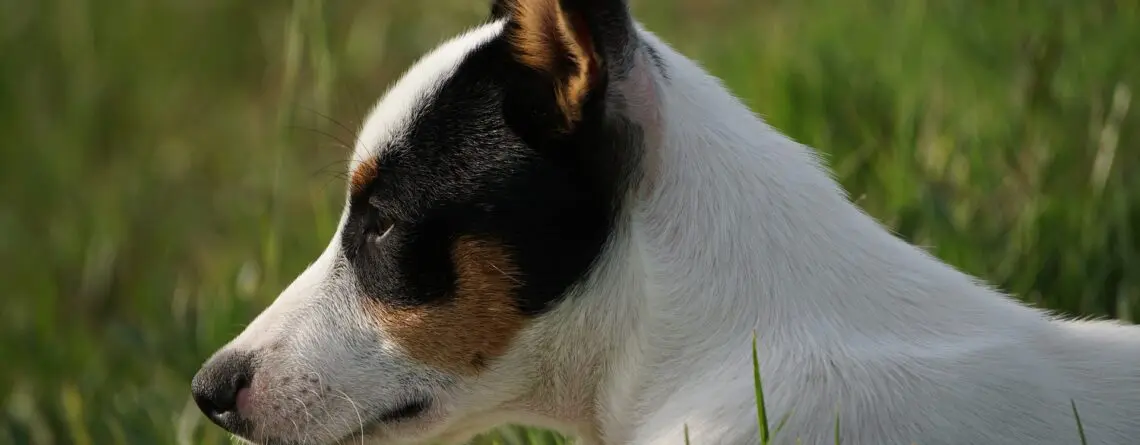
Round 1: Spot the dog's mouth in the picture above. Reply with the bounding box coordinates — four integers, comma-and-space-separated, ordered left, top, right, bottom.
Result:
375, 397, 431, 423
326, 396, 434, 445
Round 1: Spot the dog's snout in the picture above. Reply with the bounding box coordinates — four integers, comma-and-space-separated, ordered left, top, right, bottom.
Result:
191, 349, 254, 430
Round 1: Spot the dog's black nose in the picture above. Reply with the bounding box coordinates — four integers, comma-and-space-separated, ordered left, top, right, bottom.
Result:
191, 349, 253, 429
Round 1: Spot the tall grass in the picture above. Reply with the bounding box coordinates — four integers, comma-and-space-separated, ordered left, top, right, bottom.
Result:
1, 0, 1136, 444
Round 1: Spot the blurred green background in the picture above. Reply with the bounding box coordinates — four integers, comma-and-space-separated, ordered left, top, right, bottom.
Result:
1, 0, 1137, 444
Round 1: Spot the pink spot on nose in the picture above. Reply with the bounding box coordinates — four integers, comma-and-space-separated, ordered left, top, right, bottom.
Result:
236, 387, 252, 415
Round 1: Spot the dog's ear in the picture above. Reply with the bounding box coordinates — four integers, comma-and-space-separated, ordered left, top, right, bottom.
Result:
489, 0, 511, 20
500, 0, 634, 127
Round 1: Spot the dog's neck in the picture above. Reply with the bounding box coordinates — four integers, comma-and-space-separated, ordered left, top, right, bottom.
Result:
514, 27, 1047, 445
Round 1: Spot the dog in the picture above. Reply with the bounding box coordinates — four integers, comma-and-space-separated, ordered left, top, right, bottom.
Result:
191, 0, 1140, 444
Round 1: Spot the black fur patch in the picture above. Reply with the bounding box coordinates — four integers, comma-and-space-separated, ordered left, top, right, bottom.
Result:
340, 30, 640, 316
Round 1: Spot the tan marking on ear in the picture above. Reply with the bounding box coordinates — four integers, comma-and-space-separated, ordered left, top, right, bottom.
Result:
366, 236, 526, 375
350, 157, 379, 195
504, 0, 600, 126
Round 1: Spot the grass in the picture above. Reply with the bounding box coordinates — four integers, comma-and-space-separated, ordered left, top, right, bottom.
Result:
1, 0, 1137, 444
752, 332, 771, 444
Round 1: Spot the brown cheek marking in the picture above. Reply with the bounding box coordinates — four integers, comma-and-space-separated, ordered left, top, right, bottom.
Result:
350, 157, 379, 195
367, 236, 526, 375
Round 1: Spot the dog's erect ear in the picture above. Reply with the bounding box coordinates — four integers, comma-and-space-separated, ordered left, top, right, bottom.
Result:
500, 0, 634, 126
489, 0, 511, 20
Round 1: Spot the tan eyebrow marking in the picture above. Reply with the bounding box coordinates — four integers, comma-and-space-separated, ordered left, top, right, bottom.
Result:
350, 157, 380, 195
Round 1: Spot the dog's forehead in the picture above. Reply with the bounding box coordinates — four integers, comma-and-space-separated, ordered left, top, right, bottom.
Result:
350, 19, 506, 172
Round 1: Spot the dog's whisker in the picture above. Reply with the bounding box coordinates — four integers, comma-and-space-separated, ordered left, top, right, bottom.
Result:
333, 389, 367, 445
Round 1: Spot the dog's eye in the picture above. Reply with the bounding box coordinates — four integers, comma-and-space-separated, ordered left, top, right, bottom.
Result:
366, 216, 395, 245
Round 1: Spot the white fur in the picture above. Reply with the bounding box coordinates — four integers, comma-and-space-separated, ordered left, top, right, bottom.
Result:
554, 26, 1140, 445
218, 16, 1140, 445
490, 24, 1140, 445
351, 20, 506, 171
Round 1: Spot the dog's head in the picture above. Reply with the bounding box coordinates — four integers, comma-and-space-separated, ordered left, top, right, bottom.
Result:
191, 1, 659, 443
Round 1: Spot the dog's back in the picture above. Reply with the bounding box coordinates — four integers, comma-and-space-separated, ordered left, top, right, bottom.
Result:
619, 29, 1140, 445
629, 307, 1140, 444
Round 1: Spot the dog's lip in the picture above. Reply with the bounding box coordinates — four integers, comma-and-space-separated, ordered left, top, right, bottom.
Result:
329, 395, 434, 445
236, 387, 252, 415
374, 396, 432, 423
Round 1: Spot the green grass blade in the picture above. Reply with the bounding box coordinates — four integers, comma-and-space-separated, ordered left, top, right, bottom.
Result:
1071, 400, 1088, 445
684, 423, 691, 445
752, 330, 771, 444
834, 409, 841, 445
